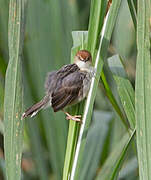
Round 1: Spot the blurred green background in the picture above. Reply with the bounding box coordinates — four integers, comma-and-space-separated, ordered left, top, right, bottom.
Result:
0, 0, 138, 179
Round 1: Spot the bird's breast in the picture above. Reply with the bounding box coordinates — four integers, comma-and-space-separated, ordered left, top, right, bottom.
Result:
78, 72, 92, 102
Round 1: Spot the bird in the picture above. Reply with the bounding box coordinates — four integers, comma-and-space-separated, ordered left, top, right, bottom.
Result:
22, 50, 95, 122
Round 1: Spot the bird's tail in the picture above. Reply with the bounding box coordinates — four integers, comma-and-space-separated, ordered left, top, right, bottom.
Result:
22, 95, 50, 119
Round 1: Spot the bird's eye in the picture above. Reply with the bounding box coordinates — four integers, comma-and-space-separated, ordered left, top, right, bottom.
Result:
85, 57, 90, 62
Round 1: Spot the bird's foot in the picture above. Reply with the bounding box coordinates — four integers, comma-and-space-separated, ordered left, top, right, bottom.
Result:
65, 112, 82, 122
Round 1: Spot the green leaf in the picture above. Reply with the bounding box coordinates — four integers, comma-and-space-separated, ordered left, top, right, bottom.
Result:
96, 129, 135, 180
71, 31, 88, 60
114, 76, 135, 129
87, 0, 107, 57
80, 110, 112, 180
107, 54, 127, 78
127, 0, 137, 29
4, 0, 26, 179
107, 54, 135, 129
112, 1, 135, 59
63, 31, 88, 180
135, 0, 151, 179
101, 54, 129, 128
71, 0, 122, 179
0, 0, 9, 61
118, 157, 138, 180
72, 31, 88, 48
0, 81, 4, 117
101, 71, 127, 128
0, 55, 7, 77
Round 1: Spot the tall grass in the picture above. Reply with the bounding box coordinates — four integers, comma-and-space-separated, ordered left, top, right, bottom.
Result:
135, 0, 151, 178
0, 0, 150, 179
4, 1, 26, 179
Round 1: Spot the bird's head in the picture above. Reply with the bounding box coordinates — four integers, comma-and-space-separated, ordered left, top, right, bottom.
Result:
74, 50, 92, 70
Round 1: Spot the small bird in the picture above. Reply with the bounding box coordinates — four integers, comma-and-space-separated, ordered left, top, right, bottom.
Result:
22, 50, 95, 122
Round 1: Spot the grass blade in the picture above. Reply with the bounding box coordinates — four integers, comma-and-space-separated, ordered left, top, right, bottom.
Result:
0, 0, 9, 60
87, 0, 107, 57
118, 157, 138, 180
127, 0, 137, 29
79, 110, 112, 180
107, 55, 127, 78
107, 54, 135, 129
114, 76, 135, 129
96, 129, 135, 180
101, 57, 128, 127
71, 0, 122, 179
4, 0, 26, 179
101, 72, 127, 127
0, 56, 7, 77
0, 81, 4, 118
63, 31, 88, 180
135, 0, 151, 179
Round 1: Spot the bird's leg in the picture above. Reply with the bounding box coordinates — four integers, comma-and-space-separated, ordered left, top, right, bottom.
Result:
62, 110, 81, 122
65, 112, 81, 122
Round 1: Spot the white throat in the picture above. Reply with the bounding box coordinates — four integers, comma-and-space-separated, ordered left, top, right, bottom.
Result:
75, 60, 91, 72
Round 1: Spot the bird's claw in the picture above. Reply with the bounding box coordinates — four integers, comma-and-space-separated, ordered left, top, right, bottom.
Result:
66, 114, 82, 123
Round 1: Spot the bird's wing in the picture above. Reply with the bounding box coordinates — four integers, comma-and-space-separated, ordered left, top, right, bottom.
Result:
45, 71, 57, 93
45, 64, 80, 94
51, 71, 86, 112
